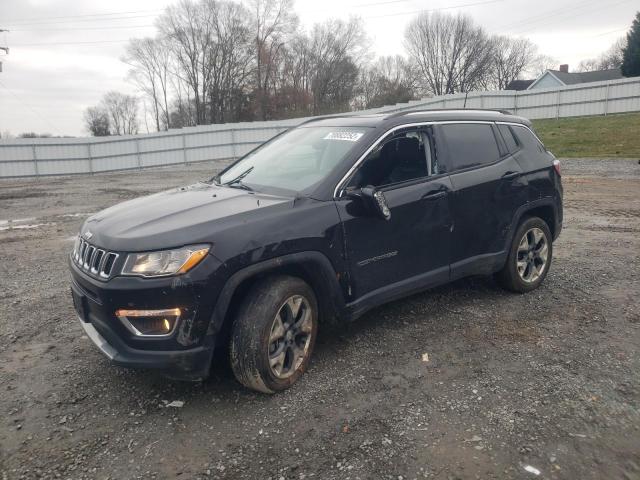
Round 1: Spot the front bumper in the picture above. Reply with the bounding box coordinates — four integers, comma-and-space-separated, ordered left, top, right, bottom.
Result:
69, 253, 226, 380
77, 314, 215, 379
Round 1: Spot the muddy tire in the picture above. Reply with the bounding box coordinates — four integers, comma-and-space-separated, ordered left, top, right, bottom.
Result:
496, 216, 553, 293
229, 275, 318, 393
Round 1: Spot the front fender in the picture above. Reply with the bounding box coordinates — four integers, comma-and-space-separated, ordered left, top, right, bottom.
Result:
207, 251, 346, 336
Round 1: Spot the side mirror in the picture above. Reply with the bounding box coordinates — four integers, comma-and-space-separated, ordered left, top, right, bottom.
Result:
346, 185, 391, 221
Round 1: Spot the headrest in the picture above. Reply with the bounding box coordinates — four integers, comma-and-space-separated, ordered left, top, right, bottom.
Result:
381, 137, 420, 157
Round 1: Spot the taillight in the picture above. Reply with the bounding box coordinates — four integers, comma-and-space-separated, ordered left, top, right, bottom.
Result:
553, 159, 561, 176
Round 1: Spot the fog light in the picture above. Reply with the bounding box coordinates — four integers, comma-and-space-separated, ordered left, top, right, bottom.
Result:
115, 308, 181, 337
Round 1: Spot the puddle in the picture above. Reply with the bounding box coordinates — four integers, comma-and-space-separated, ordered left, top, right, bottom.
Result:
0, 212, 92, 232
0, 217, 36, 226
0, 222, 55, 232
0, 216, 57, 232
61, 213, 94, 218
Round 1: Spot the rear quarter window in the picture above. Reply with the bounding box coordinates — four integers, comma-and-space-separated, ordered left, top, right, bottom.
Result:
441, 123, 501, 171
497, 124, 520, 153
512, 125, 546, 154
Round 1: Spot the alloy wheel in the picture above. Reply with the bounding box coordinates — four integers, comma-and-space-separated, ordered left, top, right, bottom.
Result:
516, 227, 549, 283
268, 295, 313, 379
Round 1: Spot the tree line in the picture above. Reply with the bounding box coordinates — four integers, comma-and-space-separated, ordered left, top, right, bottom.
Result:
83, 1, 640, 136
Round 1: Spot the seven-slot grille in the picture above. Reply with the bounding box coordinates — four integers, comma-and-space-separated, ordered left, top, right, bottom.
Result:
73, 237, 118, 279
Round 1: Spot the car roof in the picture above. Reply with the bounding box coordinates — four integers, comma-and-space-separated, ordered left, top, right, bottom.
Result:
299, 109, 532, 129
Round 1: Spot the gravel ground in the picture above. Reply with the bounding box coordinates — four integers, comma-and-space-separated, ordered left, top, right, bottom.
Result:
0, 158, 639, 480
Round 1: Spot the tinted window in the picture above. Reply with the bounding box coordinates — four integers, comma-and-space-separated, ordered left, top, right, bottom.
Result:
512, 126, 545, 154
349, 130, 432, 188
498, 124, 520, 153
441, 124, 501, 171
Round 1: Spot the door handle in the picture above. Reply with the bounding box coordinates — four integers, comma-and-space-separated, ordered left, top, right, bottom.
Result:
502, 171, 520, 180
422, 191, 446, 201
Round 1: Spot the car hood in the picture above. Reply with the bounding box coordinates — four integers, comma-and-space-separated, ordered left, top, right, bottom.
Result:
81, 182, 293, 252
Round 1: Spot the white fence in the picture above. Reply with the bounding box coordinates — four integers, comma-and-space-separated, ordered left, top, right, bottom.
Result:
1, 76, 639, 178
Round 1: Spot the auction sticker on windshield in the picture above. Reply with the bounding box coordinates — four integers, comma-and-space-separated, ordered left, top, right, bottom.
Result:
323, 131, 364, 142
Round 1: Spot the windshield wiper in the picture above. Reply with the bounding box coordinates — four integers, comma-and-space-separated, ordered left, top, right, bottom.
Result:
220, 167, 254, 191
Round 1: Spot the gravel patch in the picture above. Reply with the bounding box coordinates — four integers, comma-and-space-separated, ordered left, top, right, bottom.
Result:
1, 158, 639, 479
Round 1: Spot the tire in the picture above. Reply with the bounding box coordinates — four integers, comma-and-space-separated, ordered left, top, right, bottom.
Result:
496, 216, 553, 293
229, 275, 318, 393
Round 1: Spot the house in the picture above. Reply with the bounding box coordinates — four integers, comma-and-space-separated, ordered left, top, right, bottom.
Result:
505, 79, 535, 91
526, 64, 623, 90
505, 65, 624, 91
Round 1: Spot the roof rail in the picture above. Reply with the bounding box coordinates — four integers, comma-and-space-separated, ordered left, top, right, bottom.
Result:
296, 113, 366, 126
384, 108, 513, 119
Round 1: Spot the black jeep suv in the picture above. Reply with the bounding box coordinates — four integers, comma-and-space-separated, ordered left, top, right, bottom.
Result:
69, 109, 562, 393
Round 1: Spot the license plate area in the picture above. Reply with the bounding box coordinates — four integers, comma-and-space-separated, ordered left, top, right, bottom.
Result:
71, 288, 88, 322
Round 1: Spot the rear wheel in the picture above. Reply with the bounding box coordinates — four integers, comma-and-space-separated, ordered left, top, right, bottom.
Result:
229, 275, 318, 393
496, 216, 552, 293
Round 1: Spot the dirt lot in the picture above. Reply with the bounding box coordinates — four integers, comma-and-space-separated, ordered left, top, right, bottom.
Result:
0, 158, 639, 480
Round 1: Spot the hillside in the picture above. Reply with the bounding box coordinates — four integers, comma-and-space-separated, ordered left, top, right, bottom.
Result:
532, 113, 640, 158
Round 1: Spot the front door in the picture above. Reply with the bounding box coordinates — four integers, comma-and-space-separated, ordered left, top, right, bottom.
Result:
334, 127, 452, 300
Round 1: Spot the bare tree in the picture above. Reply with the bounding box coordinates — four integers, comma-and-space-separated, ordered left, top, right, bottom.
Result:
488, 36, 538, 90
272, 32, 313, 116
357, 55, 417, 109
206, 0, 254, 123
577, 37, 626, 72
84, 106, 111, 136
159, 0, 213, 125
123, 37, 172, 131
308, 18, 367, 115
528, 54, 558, 77
249, 0, 297, 120
404, 12, 494, 95
101, 91, 139, 135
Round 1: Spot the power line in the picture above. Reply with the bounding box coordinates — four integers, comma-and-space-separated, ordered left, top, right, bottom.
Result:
4, 9, 163, 25
12, 40, 131, 47
11, 24, 156, 32
506, 0, 636, 36
362, 0, 506, 19
590, 26, 629, 38
6, 13, 163, 28
0, 79, 62, 135
491, 0, 600, 33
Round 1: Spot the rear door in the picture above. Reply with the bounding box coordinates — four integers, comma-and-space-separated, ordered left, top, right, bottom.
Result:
439, 122, 527, 279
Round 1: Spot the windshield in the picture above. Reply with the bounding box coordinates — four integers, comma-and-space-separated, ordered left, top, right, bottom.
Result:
216, 126, 369, 194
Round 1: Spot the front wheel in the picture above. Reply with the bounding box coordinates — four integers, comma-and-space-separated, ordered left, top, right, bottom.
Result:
496, 216, 553, 293
229, 275, 318, 393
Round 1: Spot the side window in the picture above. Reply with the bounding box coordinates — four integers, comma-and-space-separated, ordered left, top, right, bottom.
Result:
441, 123, 501, 171
349, 129, 434, 189
497, 124, 520, 153
512, 126, 546, 154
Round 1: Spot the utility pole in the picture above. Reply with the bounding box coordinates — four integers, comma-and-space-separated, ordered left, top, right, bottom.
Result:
0, 29, 9, 73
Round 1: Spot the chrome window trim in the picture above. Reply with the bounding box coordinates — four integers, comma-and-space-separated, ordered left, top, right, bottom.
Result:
495, 122, 545, 146
333, 120, 503, 198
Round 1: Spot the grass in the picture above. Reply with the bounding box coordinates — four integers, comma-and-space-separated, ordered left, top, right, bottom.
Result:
532, 112, 640, 158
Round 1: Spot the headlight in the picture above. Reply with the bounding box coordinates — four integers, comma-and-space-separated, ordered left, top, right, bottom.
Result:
122, 244, 210, 277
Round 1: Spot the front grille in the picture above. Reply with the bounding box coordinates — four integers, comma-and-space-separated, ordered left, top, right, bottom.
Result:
72, 237, 118, 279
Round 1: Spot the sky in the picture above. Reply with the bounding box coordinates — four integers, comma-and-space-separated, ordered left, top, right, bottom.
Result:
0, 0, 637, 137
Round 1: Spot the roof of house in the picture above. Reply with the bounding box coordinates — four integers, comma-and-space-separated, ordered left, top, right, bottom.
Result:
505, 79, 535, 91
539, 68, 623, 87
